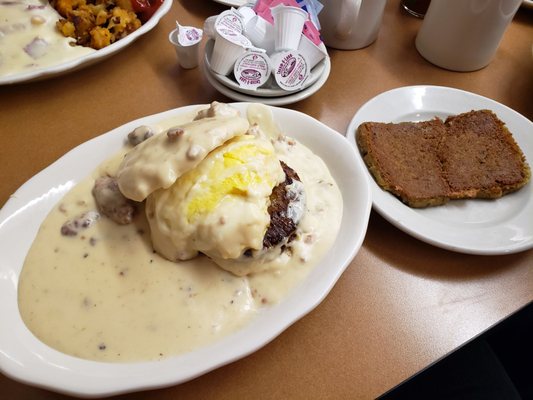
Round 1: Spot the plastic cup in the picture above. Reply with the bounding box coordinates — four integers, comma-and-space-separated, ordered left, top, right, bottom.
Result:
271, 5, 307, 51
271, 49, 310, 91
210, 27, 252, 75
168, 25, 203, 69
237, 6, 256, 25
244, 15, 275, 55
203, 15, 217, 39
215, 9, 245, 35
298, 33, 327, 69
233, 49, 272, 90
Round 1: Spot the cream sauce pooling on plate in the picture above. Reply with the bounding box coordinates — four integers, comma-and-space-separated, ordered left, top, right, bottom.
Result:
0, 0, 94, 77
17, 105, 343, 362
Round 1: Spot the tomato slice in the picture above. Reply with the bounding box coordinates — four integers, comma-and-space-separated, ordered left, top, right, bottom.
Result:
130, 0, 164, 22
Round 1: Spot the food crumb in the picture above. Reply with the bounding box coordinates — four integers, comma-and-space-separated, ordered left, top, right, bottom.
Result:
83, 253, 89, 258
167, 128, 184, 141
98, 343, 106, 351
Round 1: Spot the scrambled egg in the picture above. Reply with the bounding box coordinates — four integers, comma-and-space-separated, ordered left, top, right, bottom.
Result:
146, 134, 285, 262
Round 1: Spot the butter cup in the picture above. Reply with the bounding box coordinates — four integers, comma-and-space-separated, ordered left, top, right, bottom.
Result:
298, 33, 327, 69
271, 5, 307, 51
210, 28, 252, 76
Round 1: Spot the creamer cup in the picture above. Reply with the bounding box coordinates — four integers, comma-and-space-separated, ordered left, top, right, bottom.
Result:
244, 15, 275, 55
233, 49, 272, 90
297, 33, 327, 69
271, 5, 307, 51
215, 8, 245, 35
203, 15, 217, 39
271, 49, 309, 91
168, 24, 203, 69
237, 6, 256, 25
176, 23, 202, 46
210, 27, 252, 75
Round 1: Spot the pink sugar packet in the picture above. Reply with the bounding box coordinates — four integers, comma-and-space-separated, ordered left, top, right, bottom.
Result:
302, 19, 321, 46
253, 0, 275, 24
254, 0, 303, 24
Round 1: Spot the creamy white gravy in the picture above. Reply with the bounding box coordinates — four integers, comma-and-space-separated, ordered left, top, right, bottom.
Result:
17, 106, 343, 362
0, 0, 94, 77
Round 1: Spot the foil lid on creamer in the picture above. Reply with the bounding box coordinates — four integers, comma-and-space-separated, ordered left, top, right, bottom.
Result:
215, 8, 245, 35
233, 49, 272, 90
271, 49, 309, 92
176, 22, 203, 46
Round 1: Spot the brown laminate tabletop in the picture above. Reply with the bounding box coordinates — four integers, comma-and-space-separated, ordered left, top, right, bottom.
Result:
1, 1, 532, 399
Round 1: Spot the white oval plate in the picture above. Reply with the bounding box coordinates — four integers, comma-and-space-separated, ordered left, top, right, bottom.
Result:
202, 59, 330, 105
0, 0, 172, 85
204, 39, 328, 98
0, 103, 371, 397
346, 85, 533, 255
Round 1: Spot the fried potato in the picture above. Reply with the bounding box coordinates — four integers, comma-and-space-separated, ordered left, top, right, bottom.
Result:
50, 0, 143, 50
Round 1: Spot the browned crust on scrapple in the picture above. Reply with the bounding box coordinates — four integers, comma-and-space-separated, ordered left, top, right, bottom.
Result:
356, 110, 531, 208
441, 110, 531, 199
356, 119, 450, 207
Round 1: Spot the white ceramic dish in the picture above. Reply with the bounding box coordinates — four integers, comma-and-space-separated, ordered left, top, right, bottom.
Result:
0, 0, 172, 85
203, 59, 330, 105
204, 39, 328, 97
346, 85, 533, 255
0, 103, 371, 397
213, 0, 254, 6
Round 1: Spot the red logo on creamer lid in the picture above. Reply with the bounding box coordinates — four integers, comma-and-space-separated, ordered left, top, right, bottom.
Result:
277, 54, 296, 77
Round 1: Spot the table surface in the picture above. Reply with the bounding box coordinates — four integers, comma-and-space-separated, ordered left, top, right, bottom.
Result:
1, 1, 532, 399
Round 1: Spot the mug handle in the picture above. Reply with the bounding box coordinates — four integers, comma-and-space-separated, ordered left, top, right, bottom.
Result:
335, 0, 362, 39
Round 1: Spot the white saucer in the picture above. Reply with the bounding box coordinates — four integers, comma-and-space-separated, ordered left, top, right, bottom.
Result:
204, 40, 327, 97
212, 0, 253, 6
346, 85, 533, 255
203, 60, 330, 105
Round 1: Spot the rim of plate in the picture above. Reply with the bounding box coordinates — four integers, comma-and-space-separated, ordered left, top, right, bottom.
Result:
346, 85, 533, 255
0, 0, 172, 85
0, 103, 371, 397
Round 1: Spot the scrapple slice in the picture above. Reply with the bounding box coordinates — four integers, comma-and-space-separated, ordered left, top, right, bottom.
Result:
442, 110, 531, 199
356, 119, 450, 207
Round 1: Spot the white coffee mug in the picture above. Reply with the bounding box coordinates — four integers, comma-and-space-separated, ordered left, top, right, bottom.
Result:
415, 0, 522, 71
318, 0, 387, 50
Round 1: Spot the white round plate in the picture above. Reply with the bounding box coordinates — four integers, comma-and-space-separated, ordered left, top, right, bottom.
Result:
0, 104, 371, 397
346, 85, 533, 255
0, 0, 172, 85
203, 59, 330, 105
204, 39, 328, 97
213, 0, 255, 6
